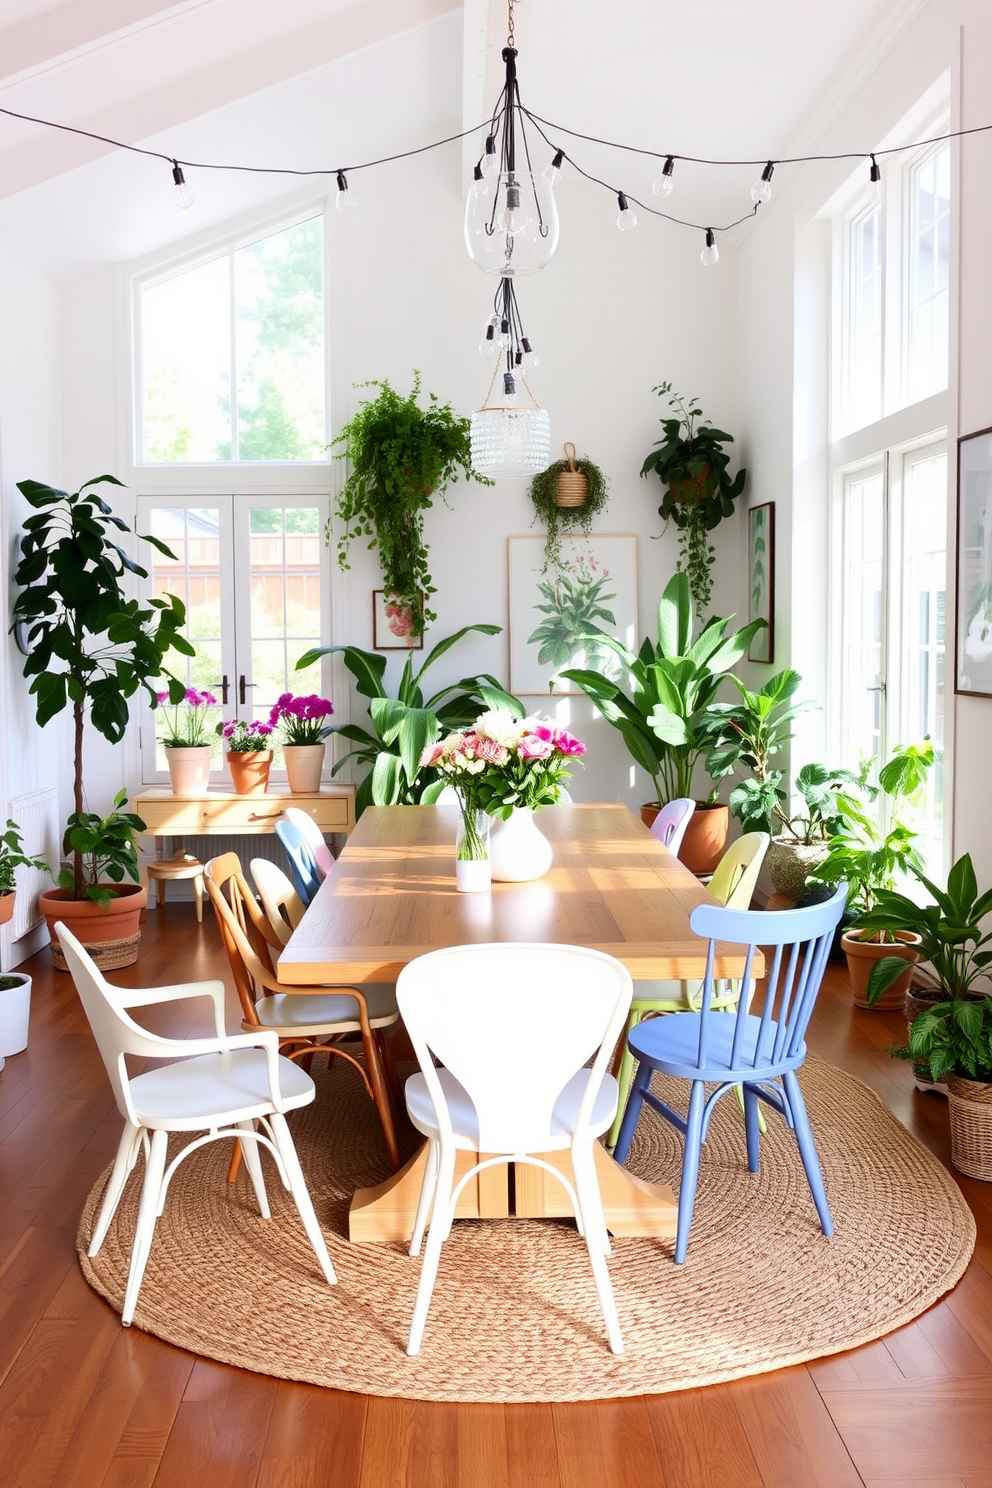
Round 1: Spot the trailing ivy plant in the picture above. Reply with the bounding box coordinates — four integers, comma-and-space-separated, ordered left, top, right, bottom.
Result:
330, 372, 492, 636
526, 454, 609, 573
640, 382, 747, 612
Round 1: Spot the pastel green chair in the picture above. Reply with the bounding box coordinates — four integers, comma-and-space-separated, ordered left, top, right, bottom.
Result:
606, 831, 770, 1149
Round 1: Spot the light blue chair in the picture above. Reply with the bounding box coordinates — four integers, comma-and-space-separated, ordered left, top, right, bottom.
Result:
650, 797, 695, 856
275, 819, 322, 907
613, 883, 848, 1264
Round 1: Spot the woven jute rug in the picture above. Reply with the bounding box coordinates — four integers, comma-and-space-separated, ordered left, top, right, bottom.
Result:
78, 1057, 975, 1402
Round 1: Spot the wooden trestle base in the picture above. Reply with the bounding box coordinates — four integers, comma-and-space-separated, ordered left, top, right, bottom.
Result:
347, 1139, 678, 1244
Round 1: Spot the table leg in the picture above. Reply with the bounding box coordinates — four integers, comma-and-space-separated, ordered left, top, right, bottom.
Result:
349, 1143, 510, 1243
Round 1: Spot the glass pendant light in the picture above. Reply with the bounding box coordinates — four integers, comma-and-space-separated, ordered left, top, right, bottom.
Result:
470, 279, 549, 476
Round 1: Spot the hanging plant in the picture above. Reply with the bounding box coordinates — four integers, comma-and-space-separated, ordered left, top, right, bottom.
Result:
640, 381, 746, 612
330, 372, 492, 636
527, 444, 610, 573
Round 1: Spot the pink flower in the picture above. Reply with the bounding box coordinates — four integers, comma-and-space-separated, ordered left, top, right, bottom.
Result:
419, 742, 444, 767
385, 603, 415, 638
531, 724, 555, 743
473, 736, 509, 766
518, 733, 553, 760
554, 730, 586, 756
157, 690, 169, 705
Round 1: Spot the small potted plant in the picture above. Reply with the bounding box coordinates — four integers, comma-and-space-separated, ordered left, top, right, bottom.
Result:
331, 372, 492, 637
38, 789, 148, 971
269, 692, 335, 793
221, 718, 275, 795
158, 686, 218, 796
813, 742, 934, 1009
640, 382, 747, 612
0, 968, 33, 1062
0, 819, 49, 928
526, 443, 610, 573
859, 855, 992, 1179
760, 764, 859, 906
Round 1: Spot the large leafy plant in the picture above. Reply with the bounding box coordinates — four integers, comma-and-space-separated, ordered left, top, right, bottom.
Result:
640, 383, 747, 611
705, 669, 813, 833
11, 475, 191, 901
298, 624, 520, 816
561, 571, 763, 806
331, 372, 492, 636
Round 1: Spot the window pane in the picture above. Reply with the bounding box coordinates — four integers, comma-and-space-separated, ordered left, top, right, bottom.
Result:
149, 507, 225, 767
844, 203, 882, 430
142, 258, 231, 462
248, 506, 322, 763
839, 471, 885, 768
234, 217, 325, 460
901, 450, 947, 870
907, 141, 950, 402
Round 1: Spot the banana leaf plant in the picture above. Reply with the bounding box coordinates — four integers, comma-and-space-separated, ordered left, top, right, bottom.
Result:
561, 571, 764, 806
298, 624, 521, 816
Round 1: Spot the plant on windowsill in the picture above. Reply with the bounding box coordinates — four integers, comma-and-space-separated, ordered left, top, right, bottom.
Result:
640, 382, 747, 613
268, 692, 335, 794
157, 686, 219, 796
12, 475, 191, 969
220, 717, 275, 796
526, 445, 610, 573
330, 372, 493, 638
0, 820, 49, 927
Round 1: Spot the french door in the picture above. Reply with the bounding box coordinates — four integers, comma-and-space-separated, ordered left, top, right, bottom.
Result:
137, 493, 330, 785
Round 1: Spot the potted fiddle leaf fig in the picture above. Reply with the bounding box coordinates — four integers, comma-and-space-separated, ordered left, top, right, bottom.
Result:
640, 382, 747, 612
12, 475, 192, 968
331, 372, 492, 637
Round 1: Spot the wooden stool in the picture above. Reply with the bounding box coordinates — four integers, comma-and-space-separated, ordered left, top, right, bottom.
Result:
147, 850, 205, 923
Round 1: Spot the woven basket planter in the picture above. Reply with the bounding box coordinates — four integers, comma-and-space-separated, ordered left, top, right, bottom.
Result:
947, 1074, 992, 1180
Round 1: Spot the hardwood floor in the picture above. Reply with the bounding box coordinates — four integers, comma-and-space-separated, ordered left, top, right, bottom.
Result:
2, 905, 992, 1487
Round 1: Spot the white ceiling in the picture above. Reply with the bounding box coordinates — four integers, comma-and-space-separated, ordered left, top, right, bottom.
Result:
0, 0, 927, 280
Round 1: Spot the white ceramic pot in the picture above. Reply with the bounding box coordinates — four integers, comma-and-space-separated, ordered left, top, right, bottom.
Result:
165, 745, 213, 797
283, 743, 325, 794
456, 858, 492, 893
0, 971, 32, 1056
489, 807, 553, 882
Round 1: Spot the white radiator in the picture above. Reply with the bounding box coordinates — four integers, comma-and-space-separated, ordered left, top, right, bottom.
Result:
7, 788, 60, 938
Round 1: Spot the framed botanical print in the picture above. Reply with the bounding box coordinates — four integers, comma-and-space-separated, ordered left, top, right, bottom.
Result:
747, 502, 774, 663
372, 591, 423, 650
956, 427, 992, 696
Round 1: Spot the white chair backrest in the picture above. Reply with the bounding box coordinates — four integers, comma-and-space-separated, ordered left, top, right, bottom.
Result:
397, 943, 632, 1152
251, 858, 304, 943
651, 797, 695, 854
284, 807, 325, 854
709, 831, 770, 911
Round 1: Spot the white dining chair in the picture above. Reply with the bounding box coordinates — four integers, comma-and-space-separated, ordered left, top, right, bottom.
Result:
284, 806, 335, 878
397, 941, 633, 1357
650, 797, 696, 855
56, 921, 336, 1327
251, 856, 305, 944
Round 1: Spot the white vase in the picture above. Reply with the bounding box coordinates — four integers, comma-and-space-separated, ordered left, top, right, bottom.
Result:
165, 745, 212, 797
489, 806, 553, 882
283, 743, 325, 793
0, 972, 31, 1056
456, 858, 492, 893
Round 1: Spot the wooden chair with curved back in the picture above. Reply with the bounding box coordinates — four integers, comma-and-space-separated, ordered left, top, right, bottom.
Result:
203, 852, 403, 1173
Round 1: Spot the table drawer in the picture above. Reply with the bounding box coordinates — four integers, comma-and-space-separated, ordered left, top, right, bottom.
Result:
136, 788, 355, 836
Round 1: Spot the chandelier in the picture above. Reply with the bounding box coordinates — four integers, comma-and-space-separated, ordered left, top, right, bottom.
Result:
470, 276, 550, 477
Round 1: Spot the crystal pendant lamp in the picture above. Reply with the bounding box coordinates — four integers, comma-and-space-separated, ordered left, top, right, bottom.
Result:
470, 278, 550, 477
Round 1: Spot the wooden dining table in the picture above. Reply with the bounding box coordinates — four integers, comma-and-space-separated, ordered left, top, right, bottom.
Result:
277, 802, 755, 1244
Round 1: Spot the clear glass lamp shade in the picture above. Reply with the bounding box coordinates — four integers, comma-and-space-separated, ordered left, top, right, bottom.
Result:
470, 404, 551, 477
464, 171, 560, 276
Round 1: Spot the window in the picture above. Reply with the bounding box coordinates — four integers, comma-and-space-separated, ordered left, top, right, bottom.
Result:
906, 141, 951, 403
138, 214, 326, 464
138, 494, 329, 783
846, 204, 882, 429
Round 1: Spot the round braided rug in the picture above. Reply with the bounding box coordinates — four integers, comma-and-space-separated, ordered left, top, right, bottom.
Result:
77, 1056, 975, 1402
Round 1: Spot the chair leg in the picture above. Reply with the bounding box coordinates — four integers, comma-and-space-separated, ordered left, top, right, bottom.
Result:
236, 1120, 270, 1218
409, 1138, 439, 1258
612, 1056, 651, 1165
407, 1144, 456, 1356
783, 1069, 834, 1238
121, 1127, 169, 1326
572, 1146, 623, 1354
90, 1121, 143, 1256
743, 1084, 761, 1173
268, 1111, 337, 1284
674, 1081, 706, 1265
362, 1026, 401, 1172
377, 1027, 404, 1112
606, 1042, 639, 1150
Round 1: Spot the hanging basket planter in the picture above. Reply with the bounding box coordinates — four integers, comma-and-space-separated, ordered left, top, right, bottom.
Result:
555, 443, 588, 508
527, 445, 610, 572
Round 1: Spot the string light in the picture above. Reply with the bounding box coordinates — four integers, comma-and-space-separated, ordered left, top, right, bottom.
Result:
750, 161, 774, 205
616, 191, 637, 232
700, 228, 719, 267
335, 170, 355, 212
171, 160, 193, 209
869, 153, 882, 200
542, 148, 565, 186
652, 155, 675, 198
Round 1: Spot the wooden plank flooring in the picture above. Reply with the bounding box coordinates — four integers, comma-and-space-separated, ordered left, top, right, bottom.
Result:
2, 905, 991, 1487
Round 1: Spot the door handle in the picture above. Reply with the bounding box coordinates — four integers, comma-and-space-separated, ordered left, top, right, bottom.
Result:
239, 674, 255, 705
212, 675, 230, 705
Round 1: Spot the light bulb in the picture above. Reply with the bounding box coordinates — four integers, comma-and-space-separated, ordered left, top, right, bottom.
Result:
497, 317, 510, 352
542, 149, 565, 186
478, 324, 498, 358
497, 176, 524, 234
700, 228, 719, 267
470, 163, 489, 200
652, 155, 675, 198
616, 191, 637, 232
481, 136, 500, 178
521, 337, 539, 373
171, 161, 193, 210
750, 161, 774, 205
869, 154, 882, 201
335, 170, 355, 213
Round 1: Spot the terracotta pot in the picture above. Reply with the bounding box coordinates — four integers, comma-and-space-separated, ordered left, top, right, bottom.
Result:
0, 891, 14, 926
668, 466, 712, 503
765, 837, 831, 905
842, 929, 922, 1010
227, 750, 272, 795
679, 803, 729, 876
640, 803, 662, 830
283, 743, 325, 794
165, 745, 213, 797
38, 884, 147, 971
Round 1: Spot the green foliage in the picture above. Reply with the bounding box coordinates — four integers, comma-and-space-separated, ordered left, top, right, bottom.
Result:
774, 762, 861, 845
561, 571, 764, 805
11, 474, 193, 898
527, 560, 616, 673
298, 625, 519, 817
900, 995, 992, 1084
526, 456, 610, 573
813, 742, 935, 921
56, 790, 146, 909
330, 373, 492, 636
858, 853, 992, 1009
705, 668, 812, 833
0, 820, 49, 897
640, 383, 747, 612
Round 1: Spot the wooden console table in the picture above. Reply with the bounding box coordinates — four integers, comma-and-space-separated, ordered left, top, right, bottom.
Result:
133, 785, 356, 846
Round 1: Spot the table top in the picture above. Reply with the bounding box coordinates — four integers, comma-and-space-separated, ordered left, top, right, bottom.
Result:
276, 802, 756, 986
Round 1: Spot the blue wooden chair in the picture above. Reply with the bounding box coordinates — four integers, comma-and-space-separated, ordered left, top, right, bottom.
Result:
275, 819, 322, 907
613, 883, 848, 1264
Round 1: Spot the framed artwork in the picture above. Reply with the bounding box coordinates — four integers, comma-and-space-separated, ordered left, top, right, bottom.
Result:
508, 534, 638, 695
956, 427, 992, 696
747, 502, 775, 663
372, 590, 423, 650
